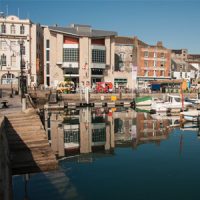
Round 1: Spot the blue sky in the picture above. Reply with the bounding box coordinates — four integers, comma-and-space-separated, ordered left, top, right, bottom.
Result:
1, 0, 200, 53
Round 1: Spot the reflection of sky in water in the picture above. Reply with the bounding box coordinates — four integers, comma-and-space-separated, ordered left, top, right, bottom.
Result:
13, 108, 200, 200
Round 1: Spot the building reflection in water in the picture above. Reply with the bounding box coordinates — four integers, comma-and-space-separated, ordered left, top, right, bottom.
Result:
44, 108, 174, 159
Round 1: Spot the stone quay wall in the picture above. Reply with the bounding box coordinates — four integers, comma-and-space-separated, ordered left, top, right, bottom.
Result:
0, 117, 12, 200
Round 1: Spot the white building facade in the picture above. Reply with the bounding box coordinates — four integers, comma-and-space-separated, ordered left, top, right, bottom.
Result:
0, 14, 43, 88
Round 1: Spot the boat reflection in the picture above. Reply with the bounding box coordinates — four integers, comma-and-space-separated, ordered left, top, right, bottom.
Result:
44, 108, 175, 159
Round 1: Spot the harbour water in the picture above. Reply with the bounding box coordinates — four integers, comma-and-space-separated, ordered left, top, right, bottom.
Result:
13, 108, 200, 200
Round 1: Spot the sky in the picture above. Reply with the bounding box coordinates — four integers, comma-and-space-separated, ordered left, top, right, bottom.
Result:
1, 0, 200, 53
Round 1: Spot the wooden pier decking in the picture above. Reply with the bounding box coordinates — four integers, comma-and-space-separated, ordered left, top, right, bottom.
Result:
5, 111, 58, 175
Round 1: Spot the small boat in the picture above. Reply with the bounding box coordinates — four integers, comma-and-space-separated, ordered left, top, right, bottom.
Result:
180, 110, 200, 122
151, 95, 193, 113
134, 96, 152, 106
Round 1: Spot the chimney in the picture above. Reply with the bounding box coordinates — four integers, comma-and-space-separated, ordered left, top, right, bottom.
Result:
157, 41, 163, 47
133, 36, 138, 47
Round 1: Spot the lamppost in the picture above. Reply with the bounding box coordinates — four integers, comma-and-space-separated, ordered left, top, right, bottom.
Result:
18, 39, 26, 99
7, 71, 13, 97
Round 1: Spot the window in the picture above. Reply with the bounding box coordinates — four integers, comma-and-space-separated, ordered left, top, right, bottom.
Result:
160, 53, 165, 58
63, 48, 79, 62
11, 55, 16, 67
46, 50, 50, 61
92, 49, 106, 63
1, 24, 6, 33
1, 54, 6, 66
144, 51, 149, 57
153, 60, 157, 67
144, 70, 148, 76
160, 71, 164, 76
46, 40, 50, 48
64, 130, 80, 143
92, 128, 106, 142
46, 77, 50, 86
0, 41, 6, 50
20, 25, 25, 34
144, 60, 148, 67
10, 41, 16, 47
46, 63, 50, 75
10, 24, 16, 34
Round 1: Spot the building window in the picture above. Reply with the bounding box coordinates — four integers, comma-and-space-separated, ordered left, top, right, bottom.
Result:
160, 71, 164, 76
63, 48, 79, 62
144, 60, 148, 67
46, 63, 50, 75
144, 51, 149, 57
46, 77, 50, 86
0, 41, 6, 50
46, 40, 50, 48
144, 70, 148, 76
92, 128, 106, 142
46, 50, 50, 61
1, 54, 6, 66
10, 24, 16, 34
160, 53, 165, 58
153, 60, 157, 67
64, 130, 80, 143
92, 49, 106, 63
1, 24, 6, 33
20, 25, 25, 34
11, 55, 16, 67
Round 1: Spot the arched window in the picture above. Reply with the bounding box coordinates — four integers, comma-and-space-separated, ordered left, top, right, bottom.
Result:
1, 73, 15, 84
10, 24, 16, 34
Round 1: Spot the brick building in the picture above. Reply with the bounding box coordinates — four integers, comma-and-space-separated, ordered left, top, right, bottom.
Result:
133, 37, 171, 89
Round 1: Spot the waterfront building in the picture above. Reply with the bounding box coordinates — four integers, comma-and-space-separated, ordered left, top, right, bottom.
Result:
114, 36, 135, 90
43, 24, 116, 89
133, 37, 171, 90
171, 49, 198, 83
0, 14, 43, 88
186, 54, 200, 80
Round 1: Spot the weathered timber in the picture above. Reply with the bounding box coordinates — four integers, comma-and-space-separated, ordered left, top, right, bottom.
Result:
5, 112, 58, 175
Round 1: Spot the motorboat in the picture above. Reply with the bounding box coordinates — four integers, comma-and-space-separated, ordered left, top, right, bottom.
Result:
180, 110, 200, 122
151, 95, 193, 113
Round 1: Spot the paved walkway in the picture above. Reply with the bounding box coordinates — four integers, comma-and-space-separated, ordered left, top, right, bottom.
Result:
0, 94, 22, 116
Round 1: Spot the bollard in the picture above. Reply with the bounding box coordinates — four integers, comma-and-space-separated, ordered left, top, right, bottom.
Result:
22, 98, 27, 111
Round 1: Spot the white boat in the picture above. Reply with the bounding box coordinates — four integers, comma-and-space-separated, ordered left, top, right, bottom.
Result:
180, 110, 200, 122
151, 95, 193, 113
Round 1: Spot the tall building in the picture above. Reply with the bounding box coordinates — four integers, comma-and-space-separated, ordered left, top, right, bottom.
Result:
114, 36, 135, 90
133, 37, 171, 89
0, 14, 43, 88
43, 24, 116, 89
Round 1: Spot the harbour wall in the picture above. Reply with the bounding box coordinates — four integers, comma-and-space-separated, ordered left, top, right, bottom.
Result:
0, 117, 12, 200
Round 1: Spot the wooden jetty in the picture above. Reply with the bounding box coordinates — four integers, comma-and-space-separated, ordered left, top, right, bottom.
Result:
5, 111, 58, 175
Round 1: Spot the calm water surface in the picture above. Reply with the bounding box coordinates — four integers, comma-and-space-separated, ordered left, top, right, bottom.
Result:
13, 108, 200, 200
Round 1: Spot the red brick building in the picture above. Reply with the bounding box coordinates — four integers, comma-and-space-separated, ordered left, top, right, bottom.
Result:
132, 37, 171, 89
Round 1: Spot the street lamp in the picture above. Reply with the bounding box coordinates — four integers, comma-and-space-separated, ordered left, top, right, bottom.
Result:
18, 39, 26, 99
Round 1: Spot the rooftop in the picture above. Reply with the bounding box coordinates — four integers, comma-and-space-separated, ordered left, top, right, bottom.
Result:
48, 24, 117, 38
